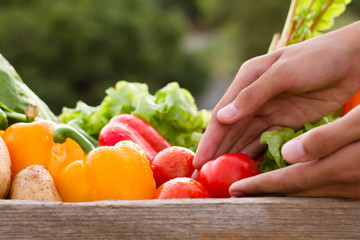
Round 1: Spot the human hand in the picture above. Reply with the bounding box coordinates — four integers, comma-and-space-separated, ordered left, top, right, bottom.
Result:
193, 21, 360, 170
229, 105, 360, 198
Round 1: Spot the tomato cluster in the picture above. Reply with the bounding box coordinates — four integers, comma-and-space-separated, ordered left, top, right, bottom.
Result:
98, 114, 261, 199
151, 147, 260, 199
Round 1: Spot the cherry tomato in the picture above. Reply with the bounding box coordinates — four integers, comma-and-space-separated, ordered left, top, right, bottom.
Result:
153, 177, 210, 199
151, 146, 195, 187
343, 90, 360, 115
197, 153, 260, 198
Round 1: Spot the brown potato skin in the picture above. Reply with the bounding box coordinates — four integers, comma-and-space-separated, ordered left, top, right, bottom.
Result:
0, 137, 11, 199
10, 165, 62, 201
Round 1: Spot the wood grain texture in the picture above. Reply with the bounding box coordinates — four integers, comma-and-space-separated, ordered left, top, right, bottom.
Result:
0, 197, 359, 239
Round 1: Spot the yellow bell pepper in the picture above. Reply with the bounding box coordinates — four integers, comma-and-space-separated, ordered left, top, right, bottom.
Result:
1, 120, 84, 184
53, 125, 156, 202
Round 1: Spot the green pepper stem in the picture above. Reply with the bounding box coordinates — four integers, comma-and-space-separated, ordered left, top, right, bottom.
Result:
2, 104, 40, 123
25, 104, 39, 122
5, 110, 40, 123
5, 111, 29, 122
67, 123, 99, 148
52, 124, 95, 155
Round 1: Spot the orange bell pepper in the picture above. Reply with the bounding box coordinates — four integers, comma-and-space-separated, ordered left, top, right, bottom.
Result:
1, 120, 85, 185
52, 125, 156, 202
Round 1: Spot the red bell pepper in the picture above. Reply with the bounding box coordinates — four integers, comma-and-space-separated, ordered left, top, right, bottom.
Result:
98, 114, 171, 162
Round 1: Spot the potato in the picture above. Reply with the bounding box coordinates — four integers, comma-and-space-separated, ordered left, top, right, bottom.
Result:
0, 137, 11, 199
10, 165, 62, 201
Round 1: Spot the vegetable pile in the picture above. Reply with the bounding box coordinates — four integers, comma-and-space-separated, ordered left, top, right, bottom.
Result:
0, 50, 261, 201
59, 81, 210, 152
0, 51, 214, 201
0, 0, 358, 202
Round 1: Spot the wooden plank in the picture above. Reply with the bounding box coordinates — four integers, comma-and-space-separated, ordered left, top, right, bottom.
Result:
0, 197, 359, 239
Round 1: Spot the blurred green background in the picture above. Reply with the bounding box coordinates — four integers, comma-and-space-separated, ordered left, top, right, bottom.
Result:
0, 0, 359, 114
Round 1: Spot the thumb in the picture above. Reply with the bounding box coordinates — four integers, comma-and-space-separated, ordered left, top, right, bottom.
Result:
282, 106, 360, 163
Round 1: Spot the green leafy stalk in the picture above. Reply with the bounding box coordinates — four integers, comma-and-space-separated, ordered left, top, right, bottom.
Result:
268, 0, 352, 52
277, 0, 299, 50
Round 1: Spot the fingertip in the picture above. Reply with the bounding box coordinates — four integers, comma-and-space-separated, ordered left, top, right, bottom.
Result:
192, 154, 205, 170
229, 181, 242, 196
191, 169, 199, 180
229, 184, 247, 198
281, 138, 306, 163
230, 191, 246, 198
217, 103, 239, 124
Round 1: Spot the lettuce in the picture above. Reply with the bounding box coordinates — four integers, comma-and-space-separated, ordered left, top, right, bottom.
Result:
59, 81, 210, 151
259, 115, 339, 173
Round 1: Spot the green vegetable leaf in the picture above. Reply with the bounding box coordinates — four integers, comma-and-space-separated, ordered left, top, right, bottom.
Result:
259, 115, 339, 172
0, 54, 58, 123
260, 128, 303, 172
269, 0, 352, 51
0, 108, 8, 130
260, 150, 284, 173
59, 81, 210, 152
311, 0, 351, 35
291, 0, 351, 42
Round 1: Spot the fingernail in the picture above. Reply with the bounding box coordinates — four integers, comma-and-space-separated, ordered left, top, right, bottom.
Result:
230, 191, 246, 197
281, 138, 306, 163
217, 103, 238, 121
191, 169, 199, 180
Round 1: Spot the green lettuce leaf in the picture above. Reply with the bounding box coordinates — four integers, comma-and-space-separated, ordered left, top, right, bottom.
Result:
260, 128, 303, 172
59, 81, 211, 151
259, 115, 339, 172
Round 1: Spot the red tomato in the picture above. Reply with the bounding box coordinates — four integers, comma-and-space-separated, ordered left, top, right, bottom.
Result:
343, 90, 360, 115
197, 153, 260, 198
151, 146, 195, 188
153, 177, 210, 199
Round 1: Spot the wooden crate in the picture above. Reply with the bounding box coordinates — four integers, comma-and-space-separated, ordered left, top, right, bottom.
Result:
0, 197, 359, 239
